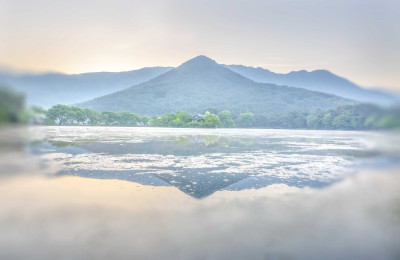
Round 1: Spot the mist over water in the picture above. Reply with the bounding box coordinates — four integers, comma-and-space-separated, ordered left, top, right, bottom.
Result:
1, 126, 400, 259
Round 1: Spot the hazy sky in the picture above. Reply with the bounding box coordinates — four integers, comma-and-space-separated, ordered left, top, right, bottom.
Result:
1, 0, 399, 90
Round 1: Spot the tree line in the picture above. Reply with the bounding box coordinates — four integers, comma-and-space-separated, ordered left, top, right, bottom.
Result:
252, 104, 400, 130
43, 103, 400, 130
1, 88, 399, 129
44, 104, 256, 128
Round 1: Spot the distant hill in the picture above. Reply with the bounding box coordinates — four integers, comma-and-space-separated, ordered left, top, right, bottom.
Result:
78, 56, 352, 116
2, 57, 397, 110
0, 67, 172, 108
225, 65, 399, 106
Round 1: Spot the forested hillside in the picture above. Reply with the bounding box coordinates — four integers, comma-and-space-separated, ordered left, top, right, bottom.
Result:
78, 56, 352, 116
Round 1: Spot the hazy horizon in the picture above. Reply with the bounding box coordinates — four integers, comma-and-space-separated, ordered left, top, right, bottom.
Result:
1, 0, 399, 91
1, 55, 399, 94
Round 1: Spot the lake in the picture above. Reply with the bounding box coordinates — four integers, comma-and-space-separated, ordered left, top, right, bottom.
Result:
1, 126, 399, 259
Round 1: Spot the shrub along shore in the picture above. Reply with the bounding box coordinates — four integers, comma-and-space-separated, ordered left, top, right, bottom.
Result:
43, 104, 400, 130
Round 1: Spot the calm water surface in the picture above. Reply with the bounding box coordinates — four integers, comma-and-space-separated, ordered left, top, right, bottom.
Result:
1, 126, 400, 259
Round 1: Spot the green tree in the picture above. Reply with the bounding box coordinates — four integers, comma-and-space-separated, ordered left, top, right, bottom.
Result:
364, 114, 379, 128
172, 118, 185, 127
236, 112, 255, 127
84, 109, 101, 125
284, 111, 307, 129
141, 116, 151, 126
306, 114, 322, 129
149, 117, 160, 127
172, 111, 192, 127
46, 104, 72, 125
322, 113, 333, 129
218, 110, 235, 128
176, 111, 192, 123
0, 87, 25, 124
204, 114, 222, 128
154, 113, 177, 127
117, 111, 141, 126
372, 115, 400, 129
332, 113, 351, 129
71, 107, 86, 125
101, 111, 118, 125
186, 121, 204, 128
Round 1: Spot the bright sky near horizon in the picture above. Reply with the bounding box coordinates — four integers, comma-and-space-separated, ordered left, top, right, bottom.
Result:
0, 0, 399, 91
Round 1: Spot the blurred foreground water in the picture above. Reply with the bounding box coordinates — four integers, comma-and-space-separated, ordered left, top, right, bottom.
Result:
0, 126, 400, 259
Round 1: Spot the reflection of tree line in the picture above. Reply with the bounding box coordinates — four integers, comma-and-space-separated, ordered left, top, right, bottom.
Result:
47, 135, 246, 150
48, 140, 98, 148
158, 135, 252, 148
44, 135, 259, 157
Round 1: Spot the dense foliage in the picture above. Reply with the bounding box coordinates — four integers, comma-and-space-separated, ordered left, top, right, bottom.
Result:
253, 104, 400, 130
46, 105, 142, 126
44, 105, 227, 128
0, 87, 26, 124
43, 104, 400, 130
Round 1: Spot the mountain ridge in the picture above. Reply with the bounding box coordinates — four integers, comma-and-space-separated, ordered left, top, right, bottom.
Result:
0, 66, 173, 108
1, 55, 398, 108
225, 64, 399, 106
77, 56, 353, 116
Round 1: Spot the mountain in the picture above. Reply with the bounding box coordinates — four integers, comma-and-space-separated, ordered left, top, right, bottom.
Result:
225, 65, 399, 106
0, 67, 172, 108
2, 57, 396, 110
78, 55, 352, 116
2, 58, 397, 109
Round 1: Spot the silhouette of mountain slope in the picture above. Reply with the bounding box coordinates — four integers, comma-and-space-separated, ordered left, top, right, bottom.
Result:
0, 67, 172, 108
225, 64, 399, 106
78, 55, 352, 115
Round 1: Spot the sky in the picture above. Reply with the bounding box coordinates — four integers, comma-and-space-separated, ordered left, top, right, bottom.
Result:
1, 0, 399, 91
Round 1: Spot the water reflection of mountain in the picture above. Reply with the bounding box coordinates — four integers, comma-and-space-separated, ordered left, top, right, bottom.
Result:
57, 168, 334, 199
31, 136, 357, 198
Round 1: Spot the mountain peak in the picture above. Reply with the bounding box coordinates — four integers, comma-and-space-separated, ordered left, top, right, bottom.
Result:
189, 55, 216, 63
176, 55, 218, 71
